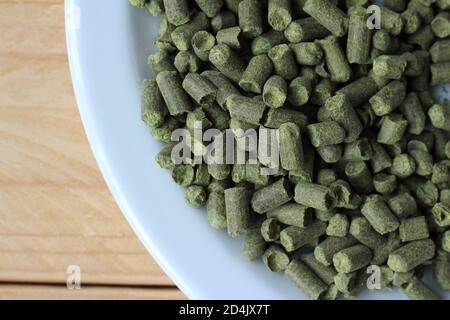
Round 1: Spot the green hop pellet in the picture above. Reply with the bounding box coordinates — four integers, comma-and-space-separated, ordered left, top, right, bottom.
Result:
171, 12, 210, 51
440, 189, 450, 204
251, 30, 287, 55
369, 80, 406, 117
194, 0, 223, 18
325, 93, 363, 143
194, 164, 211, 186
279, 122, 305, 171
211, 11, 237, 33
174, 51, 201, 74
388, 239, 436, 272
224, 187, 251, 237
342, 137, 373, 162
408, 26, 436, 50
151, 117, 179, 143
163, 0, 190, 26
264, 108, 309, 130
371, 232, 403, 265
345, 161, 374, 194
373, 173, 397, 195
285, 259, 329, 300
295, 181, 337, 211
333, 244, 373, 274
128, 0, 146, 8
401, 276, 441, 300
326, 214, 350, 238
380, 6, 404, 35
317, 36, 352, 83
399, 216, 430, 242
361, 195, 400, 235
306, 121, 345, 148
251, 177, 293, 214
370, 140, 393, 174
432, 160, 450, 184
242, 226, 266, 261
156, 71, 193, 116
373, 55, 407, 80
377, 114, 408, 145
428, 104, 450, 131
141, 79, 168, 129
303, 0, 348, 37
399, 92, 426, 135
148, 50, 175, 74
433, 259, 450, 290
224, 0, 242, 14
347, 6, 372, 65
432, 202, 450, 227
349, 217, 387, 250
287, 74, 315, 107
268, 0, 293, 31
311, 79, 336, 106
409, 148, 433, 176
330, 179, 360, 210
239, 54, 273, 94
191, 31, 216, 62
182, 73, 217, 105
431, 12, 450, 38
263, 75, 287, 109
391, 153, 416, 178
373, 30, 391, 51
238, 0, 263, 38
268, 44, 299, 81
184, 185, 207, 208
216, 26, 242, 50
315, 235, 359, 266
261, 218, 281, 242
430, 39, 450, 63
267, 203, 311, 228
263, 244, 290, 272
301, 253, 337, 286
384, 0, 407, 12
284, 17, 330, 43
280, 220, 327, 252
336, 76, 378, 107
172, 164, 195, 187
207, 192, 227, 230
290, 42, 323, 66
317, 169, 338, 187
227, 94, 266, 125
209, 44, 246, 83
402, 9, 423, 35
201, 70, 240, 109
316, 145, 343, 164
441, 231, 450, 253
416, 180, 439, 207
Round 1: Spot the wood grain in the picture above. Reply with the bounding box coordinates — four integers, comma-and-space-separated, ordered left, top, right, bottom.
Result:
0, 0, 185, 298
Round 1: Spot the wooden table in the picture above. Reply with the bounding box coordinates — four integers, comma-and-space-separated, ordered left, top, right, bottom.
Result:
0, 0, 185, 299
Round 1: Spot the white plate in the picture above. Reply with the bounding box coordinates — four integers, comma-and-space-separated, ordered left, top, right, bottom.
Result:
65, 0, 449, 300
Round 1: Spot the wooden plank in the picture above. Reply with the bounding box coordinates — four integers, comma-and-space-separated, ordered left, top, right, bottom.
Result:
0, 0, 178, 288
0, 284, 186, 300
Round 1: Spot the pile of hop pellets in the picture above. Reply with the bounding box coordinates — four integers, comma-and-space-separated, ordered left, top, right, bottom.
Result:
130, 0, 450, 300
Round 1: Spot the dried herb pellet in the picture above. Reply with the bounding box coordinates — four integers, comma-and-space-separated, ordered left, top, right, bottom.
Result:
433, 259, 450, 290
371, 233, 402, 265
408, 26, 436, 50
311, 79, 336, 106
399, 92, 426, 135
156, 71, 193, 116
227, 94, 266, 125
361, 195, 400, 235
216, 26, 242, 50
336, 76, 378, 108
430, 39, 450, 64
373, 30, 391, 51
239, 55, 273, 94
402, 9, 423, 35
347, 6, 372, 65
345, 161, 374, 194
373, 173, 397, 195
369, 80, 406, 117
191, 31, 215, 62
370, 140, 393, 174
262, 75, 287, 109
267, 0, 292, 32
224, 0, 242, 14
409, 148, 433, 176
280, 220, 327, 252
388, 239, 436, 272
325, 94, 363, 143
326, 214, 349, 238
129, 0, 146, 8
182, 73, 217, 105
431, 12, 450, 39
251, 177, 293, 214
401, 276, 440, 300
315, 235, 358, 266
301, 253, 337, 287
306, 121, 345, 148
380, 6, 404, 36
285, 259, 329, 300
399, 216, 430, 242
203, 102, 230, 131
224, 187, 251, 237
284, 18, 330, 43
242, 226, 266, 261
261, 218, 281, 242
384, 0, 407, 12
279, 123, 305, 171
163, 0, 190, 26
238, 0, 263, 38
171, 12, 210, 51
141, 79, 168, 129
209, 44, 246, 83
201, 70, 240, 109
303, 0, 348, 37
317, 144, 343, 164
264, 108, 309, 130
263, 244, 290, 272
211, 11, 237, 33
172, 164, 195, 187
290, 42, 323, 66
148, 50, 175, 74
391, 153, 417, 178
432, 202, 450, 227
377, 114, 408, 145
317, 36, 352, 83
251, 30, 287, 55
428, 104, 450, 131
174, 51, 201, 74
184, 185, 207, 208
432, 160, 450, 184
268, 44, 299, 81
333, 244, 373, 274
294, 181, 337, 211
373, 55, 407, 80
349, 217, 387, 250
207, 192, 227, 230
287, 75, 314, 107
342, 137, 373, 162
194, 0, 223, 18
151, 116, 179, 143
267, 203, 311, 228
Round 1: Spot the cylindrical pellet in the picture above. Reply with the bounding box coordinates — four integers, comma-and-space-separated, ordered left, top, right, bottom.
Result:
207, 192, 227, 230
373, 30, 391, 51
407, 26, 435, 50
227, 94, 266, 125
317, 144, 343, 164
239, 55, 273, 94
311, 79, 336, 106
261, 218, 281, 242
399, 216, 429, 242
174, 51, 201, 74
191, 31, 216, 61
287, 75, 314, 107
306, 121, 345, 148
285, 259, 329, 300
268, 0, 292, 31
388, 239, 435, 272
264, 108, 309, 130
345, 161, 374, 194
224, 187, 251, 237
401, 276, 441, 300
171, 12, 210, 51
400, 92, 426, 135
303, 0, 349, 37
280, 220, 327, 252
201, 70, 240, 109
391, 153, 417, 178
284, 18, 330, 43
182, 73, 217, 105
432, 202, 450, 227
377, 114, 408, 145
290, 42, 323, 66
370, 140, 393, 173
184, 185, 207, 208
216, 26, 242, 50
156, 71, 193, 116
267, 203, 311, 228
211, 11, 237, 33
317, 36, 352, 83
371, 233, 402, 265
402, 9, 422, 35
163, 0, 190, 26
148, 50, 175, 74
384, 0, 407, 12
242, 226, 266, 261
428, 104, 450, 131
380, 6, 404, 35
326, 214, 349, 237
194, 0, 223, 18
431, 12, 450, 39
314, 235, 358, 266
361, 195, 400, 235
336, 76, 378, 107
430, 39, 450, 63
238, 0, 263, 38
325, 93, 363, 143
294, 181, 337, 211
301, 253, 337, 286
347, 6, 372, 65
373, 55, 407, 80
263, 75, 287, 108
409, 148, 433, 176
433, 259, 450, 290
141, 79, 168, 129
373, 173, 397, 195
279, 122, 305, 171
251, 177, 293, 214
209, 44, 246, 83
333, 244, 373, 273
268, 44, 299, 81
251, 30, 287, 55
350, 217, 387, 250
263, 245, 290, 272
369, 80, 406, 116
432, 160, 450, 184
342, 137, 373, 162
